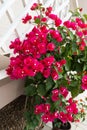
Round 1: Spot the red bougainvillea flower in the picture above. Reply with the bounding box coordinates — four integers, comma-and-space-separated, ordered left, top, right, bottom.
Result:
53, 111, 59, 119
52, 89, 59, 95
81, 75, 87, 90
64, 20, 77, 30
59, 86, 68, 98
76, 18, 86, 28
60, 59, 66, 66
48, 14, 62, 26
48, 14, 57, 20
43, 68, 51, 78
42, 56, 55, 67
76, 31, 83, 37
51, 94, 59, 102
66, 113, 73, 122
67, 99, 78, 114
51, 89, 59, 101
42, 112, 54, 123
41, 113, 51, 123
41, 17, 47, 22
55, 17, 62, 27
9, 38, 22, 53
58, 112, 67, 123
79, 39, 86, 51
44, 104, 50, 113
45, 6, 52, 16
22, 14, 32, 24
63, 20, 71, 28
30, 3, 39, 10
34, 104, 44, 114
51, 69, 59, 80
82, 29, 87, 35
34, 15, 40, 21
47, 42, 55, 51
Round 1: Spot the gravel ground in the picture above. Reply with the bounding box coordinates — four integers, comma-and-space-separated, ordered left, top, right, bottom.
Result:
0, 95, 26, 130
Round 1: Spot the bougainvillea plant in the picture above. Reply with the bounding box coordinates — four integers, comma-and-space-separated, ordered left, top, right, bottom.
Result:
6, 2, 87, 130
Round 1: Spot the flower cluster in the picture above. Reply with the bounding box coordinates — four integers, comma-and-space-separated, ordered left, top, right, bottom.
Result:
7, 29, 66, 80
6, 2, 87, 130
35, 87, 79, 124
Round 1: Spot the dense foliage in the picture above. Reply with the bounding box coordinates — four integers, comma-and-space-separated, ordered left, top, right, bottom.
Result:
6, 2, 87, 130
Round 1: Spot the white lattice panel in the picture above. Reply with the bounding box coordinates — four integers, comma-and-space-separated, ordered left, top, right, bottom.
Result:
0, 0, 71, 55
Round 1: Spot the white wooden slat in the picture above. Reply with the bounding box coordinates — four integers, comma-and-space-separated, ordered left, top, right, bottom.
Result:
23, 0, 29, 5
22, 0, 26, 7
53, 0, 60, 11
0, 0, 70, 48
44, 0, 54, 7
0, 0, 37, 47
1, 0, 15, 21
6, 8, 15, 22
0, 69, 8, 80
0, 0, 70, 50
75, 0, 79, 8
0, 0, 15, 18
62, 12, 72, 21
0, 0, 19, 39
54, 0, 69, 14
6, 9, 20, 37
0, 43, 9, 53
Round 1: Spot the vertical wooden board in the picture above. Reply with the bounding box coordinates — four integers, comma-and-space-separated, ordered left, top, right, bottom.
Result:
11, 0, 24, 18
76, 0, 87, 13
0, 13, 11, 37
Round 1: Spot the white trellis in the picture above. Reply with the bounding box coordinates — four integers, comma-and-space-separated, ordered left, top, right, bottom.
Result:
0, 0, 78, 108
0, 0, 72, 80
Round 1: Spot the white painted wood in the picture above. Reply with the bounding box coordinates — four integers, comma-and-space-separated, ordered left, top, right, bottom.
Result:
0, 77, 24, 109
0, 55, 9, 70
0, 0, 15, 18
54, 0, 69, 18
69, 0, 77, 11
0, 0, 37, 47
0, 69, 8, 80
0, 0, 70, 54
75, 0, 79, 8
54, 0, 69, 14
44, 0, 54, 7
76, 0, 87, 13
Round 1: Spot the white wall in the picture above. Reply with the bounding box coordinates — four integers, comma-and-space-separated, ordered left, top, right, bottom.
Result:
77, 0, 87, 13
0, 77, 24, 109
70, 0, 87, 13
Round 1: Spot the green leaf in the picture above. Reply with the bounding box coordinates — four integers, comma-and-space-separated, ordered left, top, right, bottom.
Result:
83, 64, 87, 71
35, 73, 43, 81
35, 18, 40, 24
34, 95, 44, 105
69, 9, 81, 17
25, 84, 37, 96
68, 31, 74, 41
37, 84, 46, 96
72, 42, 77, 52
64, 59, 71, 71
46, 77, 54, 91
68, 81, 81, 97
83, 14, 87, 21
25, 77, 34, 87
24, 112, 41, 130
